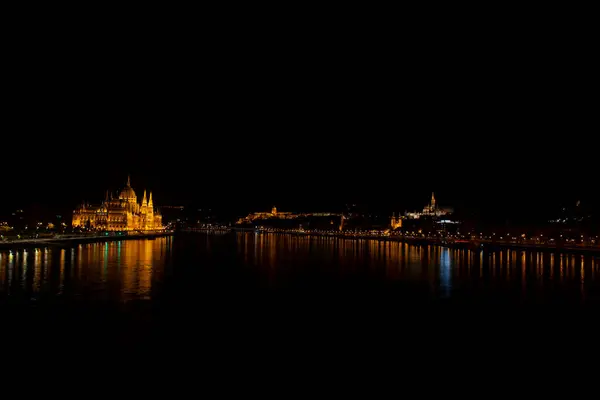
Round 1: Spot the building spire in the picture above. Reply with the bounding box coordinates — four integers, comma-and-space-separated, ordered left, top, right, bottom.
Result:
127, 174, 131, 186
148, 192, 153, 206
142, 190, 147, 206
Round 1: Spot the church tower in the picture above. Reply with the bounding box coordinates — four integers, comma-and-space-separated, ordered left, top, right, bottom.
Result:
390, 212, 402, 230
431, 192, 436, 210
141, 190, 148, 211
140, 190, 148, 229
146, 192, 154, 230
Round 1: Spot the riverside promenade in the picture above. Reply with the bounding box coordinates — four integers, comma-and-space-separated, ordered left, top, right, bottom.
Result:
0, 231, 174, 250
183, 227, 600, 255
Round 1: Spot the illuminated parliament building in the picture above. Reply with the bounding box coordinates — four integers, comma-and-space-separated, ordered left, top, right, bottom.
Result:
72, 176, 163, 231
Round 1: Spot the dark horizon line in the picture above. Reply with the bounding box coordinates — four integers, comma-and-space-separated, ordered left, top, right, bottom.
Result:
1, 200, 594, 220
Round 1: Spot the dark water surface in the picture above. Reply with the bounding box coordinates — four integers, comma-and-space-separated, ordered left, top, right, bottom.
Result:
2, 232, 600, 360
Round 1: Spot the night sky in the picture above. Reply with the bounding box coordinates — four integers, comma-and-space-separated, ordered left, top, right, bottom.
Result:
2, 15, 597, 221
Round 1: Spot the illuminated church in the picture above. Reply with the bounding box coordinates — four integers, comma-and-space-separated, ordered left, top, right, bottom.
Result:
72, 176, 163, 231
397, 192, 454, 221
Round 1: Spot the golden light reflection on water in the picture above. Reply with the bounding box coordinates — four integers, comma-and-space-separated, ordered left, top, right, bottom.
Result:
0, 237, 172, 301
33, 249, 41, 293
1, 234, 599, 303
58, 249, 66, 295
234, 233, 600, 301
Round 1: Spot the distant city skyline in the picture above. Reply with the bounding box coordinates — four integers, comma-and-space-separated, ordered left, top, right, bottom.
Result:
1, 171, 597, 227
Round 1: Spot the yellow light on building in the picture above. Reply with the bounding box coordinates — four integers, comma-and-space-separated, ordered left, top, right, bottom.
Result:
72, 176, 163, 232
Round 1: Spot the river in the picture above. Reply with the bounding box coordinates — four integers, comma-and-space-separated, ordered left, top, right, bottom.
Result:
2, 232, 599, 357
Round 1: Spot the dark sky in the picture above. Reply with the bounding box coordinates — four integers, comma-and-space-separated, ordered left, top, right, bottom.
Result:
1, 13, 597, 220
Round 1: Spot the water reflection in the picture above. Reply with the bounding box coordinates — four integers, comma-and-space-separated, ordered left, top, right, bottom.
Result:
234, 232, 600, 303
2, 234, 600, 305
439, 248, 451, 298
0, 237, 172, 302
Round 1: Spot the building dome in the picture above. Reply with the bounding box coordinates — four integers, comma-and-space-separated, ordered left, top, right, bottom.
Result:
119, 186, 137, 201
119, 176, 137, 202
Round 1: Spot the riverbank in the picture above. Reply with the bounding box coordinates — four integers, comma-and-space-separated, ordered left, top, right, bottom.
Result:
218, 228, 600, 255
0, 231, 174, 251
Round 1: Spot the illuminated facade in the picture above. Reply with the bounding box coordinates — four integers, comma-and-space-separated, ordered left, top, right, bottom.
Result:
390, 213, 402, 230
237, 206, 297, 224
72, 176, 163, 231
404, 192, 454, 220
423, 192, 437, 214
237, 206, 340, 224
